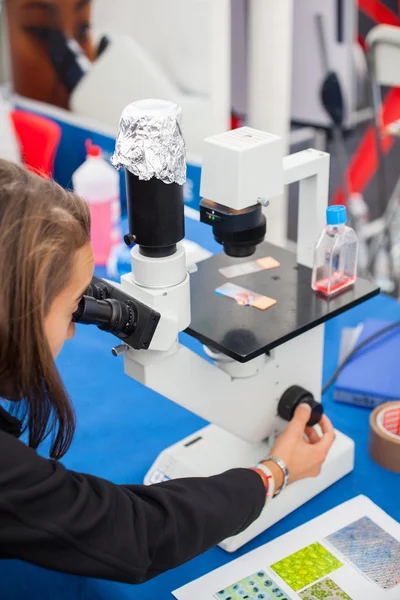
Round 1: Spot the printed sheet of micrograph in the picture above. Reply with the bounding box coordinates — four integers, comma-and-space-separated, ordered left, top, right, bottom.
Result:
270, 542, 342, 592
299, 578, 352, 600
212, 520, 400, 600
325, 517, 400, 590
213, 568, 352, 600
173, 497, 400, 600
214, 570, 289, 600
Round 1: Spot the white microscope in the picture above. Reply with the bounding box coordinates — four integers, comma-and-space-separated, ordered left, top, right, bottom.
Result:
73, 100, 378, 552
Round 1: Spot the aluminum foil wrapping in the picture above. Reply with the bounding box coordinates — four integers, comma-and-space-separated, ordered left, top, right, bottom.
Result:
111, 99, 186, 185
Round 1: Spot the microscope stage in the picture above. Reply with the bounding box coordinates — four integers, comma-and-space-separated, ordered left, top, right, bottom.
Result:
186, 241, 379, 363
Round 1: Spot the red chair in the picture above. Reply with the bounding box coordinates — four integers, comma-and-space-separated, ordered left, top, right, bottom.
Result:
10, 110, 62, 179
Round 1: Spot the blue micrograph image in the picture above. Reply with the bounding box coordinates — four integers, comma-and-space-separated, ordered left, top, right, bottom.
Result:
214, 570, 290, 600
325, 516, 400, 590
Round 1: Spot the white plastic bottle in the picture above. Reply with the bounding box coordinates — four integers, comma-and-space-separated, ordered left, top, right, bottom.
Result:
72, 142, 121, 266
0, 92, 21, 163
312, 205, 359, 296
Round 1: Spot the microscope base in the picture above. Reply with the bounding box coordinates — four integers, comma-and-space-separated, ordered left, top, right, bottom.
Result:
144, 424, 355, 552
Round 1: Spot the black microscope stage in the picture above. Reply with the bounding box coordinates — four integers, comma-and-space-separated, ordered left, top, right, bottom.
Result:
186, 241, 380, 363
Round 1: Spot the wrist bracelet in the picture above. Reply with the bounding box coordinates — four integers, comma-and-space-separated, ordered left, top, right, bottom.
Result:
250, 467, 271, 497
255, 462, 275, 499
263, 456, 289, 497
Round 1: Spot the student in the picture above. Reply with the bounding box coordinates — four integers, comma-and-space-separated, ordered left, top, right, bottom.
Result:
0, 160, 335, 584
6, 0, 96, 109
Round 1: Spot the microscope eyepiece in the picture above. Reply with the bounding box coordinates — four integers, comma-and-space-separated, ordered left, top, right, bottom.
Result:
72, 276, 161, 351
73, 296, 137, 338
86, 281, 109, 301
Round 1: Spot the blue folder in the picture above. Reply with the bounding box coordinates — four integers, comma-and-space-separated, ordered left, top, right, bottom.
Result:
334, 318, 400, 408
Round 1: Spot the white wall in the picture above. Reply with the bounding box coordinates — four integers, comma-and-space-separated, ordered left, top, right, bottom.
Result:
92, 0, 230, 105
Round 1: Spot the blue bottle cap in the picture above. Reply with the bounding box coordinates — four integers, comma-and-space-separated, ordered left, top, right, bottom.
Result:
327, 205, 347, 225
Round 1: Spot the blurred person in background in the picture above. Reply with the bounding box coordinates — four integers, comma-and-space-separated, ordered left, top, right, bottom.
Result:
6, 0, 98, 109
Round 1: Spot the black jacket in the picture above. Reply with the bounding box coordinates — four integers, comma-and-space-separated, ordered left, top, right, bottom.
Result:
0, 407, 265, 584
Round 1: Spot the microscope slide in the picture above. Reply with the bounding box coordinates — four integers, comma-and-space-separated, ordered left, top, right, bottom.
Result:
219, 256, 280, 279
215, 282, 276, 311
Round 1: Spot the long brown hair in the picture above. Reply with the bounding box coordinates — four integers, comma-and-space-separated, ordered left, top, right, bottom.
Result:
0, 160, 91, 459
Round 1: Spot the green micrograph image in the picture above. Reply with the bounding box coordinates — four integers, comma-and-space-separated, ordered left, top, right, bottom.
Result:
271, 542, 343, 591
300, 577, 353, 600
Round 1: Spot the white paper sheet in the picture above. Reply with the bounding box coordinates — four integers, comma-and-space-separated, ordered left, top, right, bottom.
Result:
173, 496, 400, 600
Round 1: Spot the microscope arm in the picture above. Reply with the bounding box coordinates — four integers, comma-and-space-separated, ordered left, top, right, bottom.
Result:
123, 325, 324, 445
283, 149, 329, 268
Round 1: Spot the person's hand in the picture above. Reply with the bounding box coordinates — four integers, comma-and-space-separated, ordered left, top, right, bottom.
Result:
262, 404, 336, 492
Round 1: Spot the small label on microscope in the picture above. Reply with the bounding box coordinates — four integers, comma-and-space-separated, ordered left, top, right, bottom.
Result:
219, 256, 280, 279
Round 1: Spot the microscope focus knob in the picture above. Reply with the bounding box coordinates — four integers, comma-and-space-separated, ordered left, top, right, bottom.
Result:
112, 344, 129, 357
278, 386, 323, 427
124, 233, 137, 247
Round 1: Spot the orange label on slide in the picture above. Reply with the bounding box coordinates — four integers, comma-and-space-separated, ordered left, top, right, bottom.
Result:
252, 296, 277, 310
256, 257, 281, 270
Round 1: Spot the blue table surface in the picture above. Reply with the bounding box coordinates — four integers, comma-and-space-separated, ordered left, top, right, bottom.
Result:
1, 217, 399, 600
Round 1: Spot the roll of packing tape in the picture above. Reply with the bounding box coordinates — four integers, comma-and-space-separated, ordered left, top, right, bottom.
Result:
369, 402, 400, 473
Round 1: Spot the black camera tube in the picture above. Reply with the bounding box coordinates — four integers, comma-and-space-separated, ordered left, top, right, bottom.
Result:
125, 170, 185, 258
